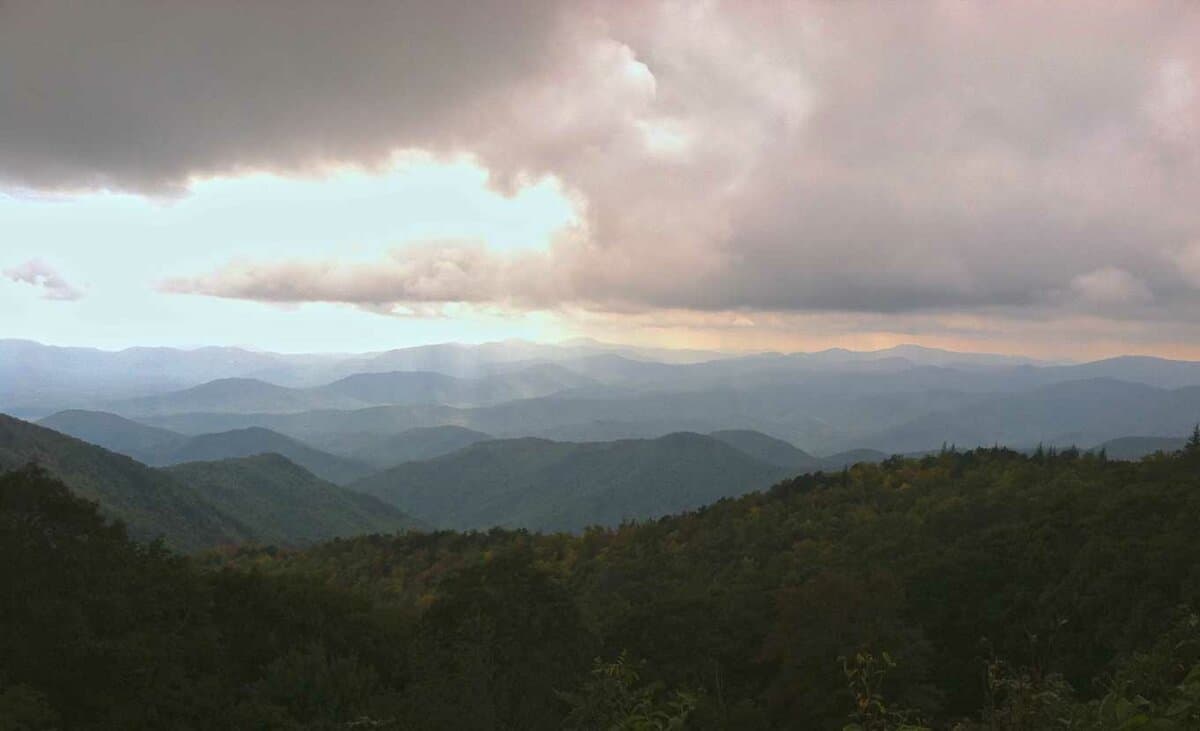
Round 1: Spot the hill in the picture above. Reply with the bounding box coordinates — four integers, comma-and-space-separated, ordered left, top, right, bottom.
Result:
105, 365, 598, 418
860, 378, 1200, 453
0, 413, 249, 550
314, 363, 594, 406
9, 432, 1200, 727
350, 432, 790, 531
342, 425, 493, 469
0, 339, 301, 414
106, 377, 352, 416
818, 447, 889, 468
37, 411, 371, 484
222, 441, 1200, 729
708, 429, 825, 470
164, 454, 418, 545
134, 389, 831, 450
2, 413, 415, 549
37, 409, 187, 463
165, 427, 372, 484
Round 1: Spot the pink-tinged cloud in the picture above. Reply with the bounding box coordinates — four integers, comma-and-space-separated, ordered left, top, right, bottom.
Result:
3, 258, 83, 301
5, 1, 1200, 336
159, 242, 568, 313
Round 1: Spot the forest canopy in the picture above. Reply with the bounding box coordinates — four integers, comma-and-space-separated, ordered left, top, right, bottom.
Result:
5, 441, 1200, 729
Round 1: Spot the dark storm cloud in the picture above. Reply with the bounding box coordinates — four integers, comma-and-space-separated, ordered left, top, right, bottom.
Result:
0, 0, 565, 193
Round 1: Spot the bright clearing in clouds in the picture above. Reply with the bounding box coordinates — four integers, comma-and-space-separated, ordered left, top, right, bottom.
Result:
2, 1, 1199, 358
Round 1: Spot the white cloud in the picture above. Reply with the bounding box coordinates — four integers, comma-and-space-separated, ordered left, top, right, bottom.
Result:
159, 241, 567, 313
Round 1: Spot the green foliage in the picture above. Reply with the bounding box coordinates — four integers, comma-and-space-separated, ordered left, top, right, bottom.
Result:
973, 658, 1086, 730
9, 437, 1200, 728
0, 413, 250, 550
0, 464, 411, 728
165, 453, 418, 546
947, 613, 1200, 729
245, 444, 1200, 727
253, 642, 383, 724
561, 652, 698, 730
0, 684, 61, 730
400, 548, 593, 729
841, 651, 930, 731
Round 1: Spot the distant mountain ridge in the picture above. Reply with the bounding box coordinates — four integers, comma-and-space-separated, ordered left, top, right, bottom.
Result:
341, 425, 494, 469
38, 410, 372, 484
858, 378, 1200, 453
708, 429, 826, 470
12, 339, 1200, 460
127, 375, 1200, 458
38, 409, 185, 460
10, 337, 1198, 414
102, 365, 597, 417
350, 431, 792, 532
167, 427, 373, 484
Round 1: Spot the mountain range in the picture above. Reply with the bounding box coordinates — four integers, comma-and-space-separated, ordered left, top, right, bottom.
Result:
12, 338, 1200, 461
102, 364, 597, 417
350, 432, 793, 532
23, 405, 904, 542
0, 413, 416, 550
38, 410, 372, 484
115, 376, 1200, 458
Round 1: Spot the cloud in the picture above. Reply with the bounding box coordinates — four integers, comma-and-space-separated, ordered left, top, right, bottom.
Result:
3, 259, 83, 300
1069, 267, 1153, 305
5, 1, 1200, 338
1177, 242, 1200, 288
0, 0, 566, 193
159, 241, 567, 313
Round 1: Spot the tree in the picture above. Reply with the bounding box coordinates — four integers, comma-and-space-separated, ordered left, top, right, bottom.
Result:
560, 652, 697, 731
402, 549, 593, 729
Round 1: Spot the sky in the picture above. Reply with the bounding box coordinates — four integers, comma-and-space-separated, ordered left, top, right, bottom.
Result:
2, 1, 1199, 359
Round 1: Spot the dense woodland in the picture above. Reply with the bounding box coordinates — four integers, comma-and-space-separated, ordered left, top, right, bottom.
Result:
5, 436, 1200, 729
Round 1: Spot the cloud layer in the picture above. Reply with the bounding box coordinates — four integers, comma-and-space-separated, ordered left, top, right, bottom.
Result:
3, 1, 1200, 342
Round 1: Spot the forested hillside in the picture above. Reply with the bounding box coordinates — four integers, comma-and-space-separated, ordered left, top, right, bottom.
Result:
0, 413, 251, 550
247, 441, 1200, 728
351, 432, 790, 530
0, 414, 415, 550
6, 439, 1200, 728
165, 427, 373, 484
164, 454, 419, 545
37, 408, 187, 462
340, 424, 493, 469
